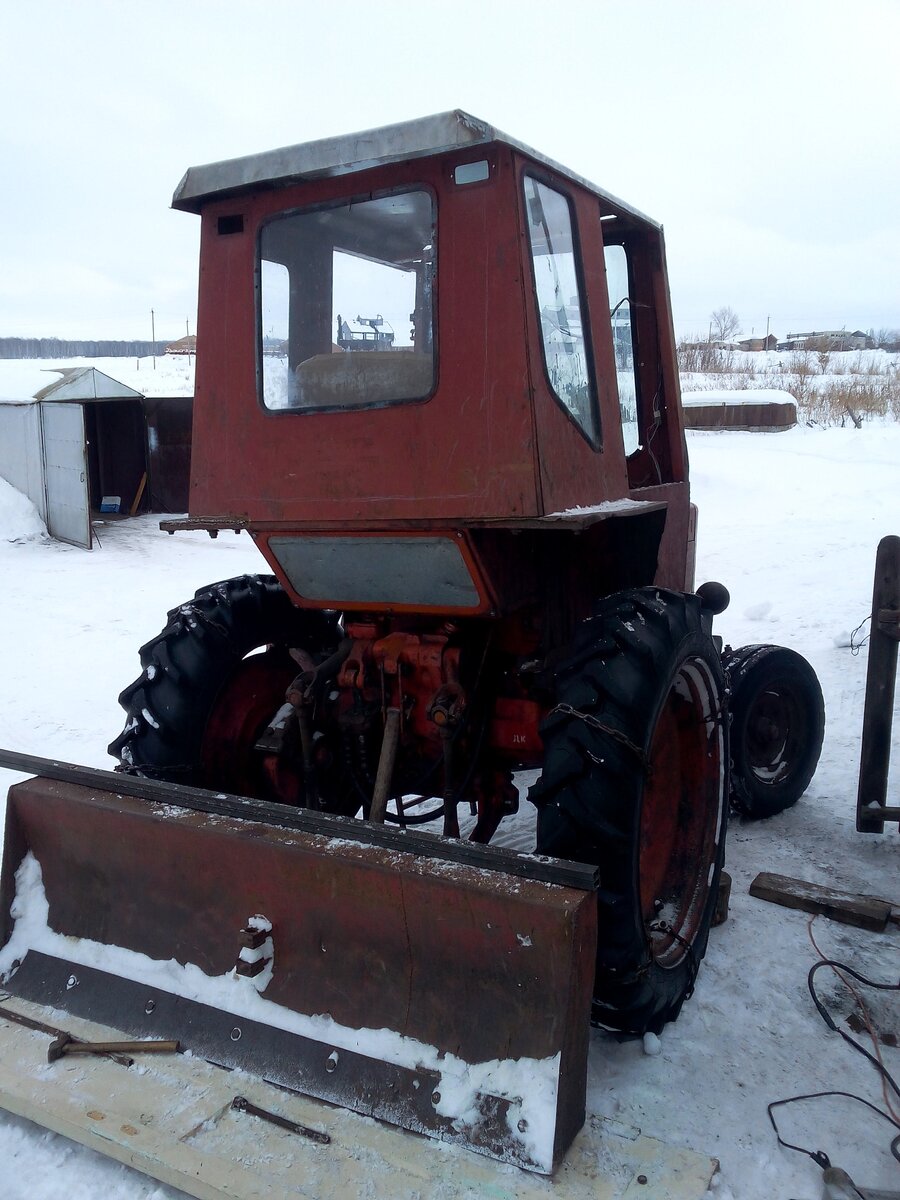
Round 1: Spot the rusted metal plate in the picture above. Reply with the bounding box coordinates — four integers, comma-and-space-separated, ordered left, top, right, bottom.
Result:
161, 500, 667, 536
1, 775, 597, 1172
0, 749, 598, 890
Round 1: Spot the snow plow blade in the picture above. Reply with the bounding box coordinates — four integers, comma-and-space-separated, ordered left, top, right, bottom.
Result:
0, 751, 598, 1174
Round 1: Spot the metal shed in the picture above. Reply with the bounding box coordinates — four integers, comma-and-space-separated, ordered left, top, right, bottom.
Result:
0, 365, 192, 548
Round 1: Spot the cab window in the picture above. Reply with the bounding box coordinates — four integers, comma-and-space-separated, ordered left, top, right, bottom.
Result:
259, 190, 435, 412
523, 176, 599, 445
604, 243, 639, 455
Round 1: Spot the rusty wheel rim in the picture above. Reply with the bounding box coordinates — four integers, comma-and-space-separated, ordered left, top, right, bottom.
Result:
200, 651, 297, 799
743, 682, 809, 786
639, 659, 724, 968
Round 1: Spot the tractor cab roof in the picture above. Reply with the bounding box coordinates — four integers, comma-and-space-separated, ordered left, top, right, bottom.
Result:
172, 109, 658, 228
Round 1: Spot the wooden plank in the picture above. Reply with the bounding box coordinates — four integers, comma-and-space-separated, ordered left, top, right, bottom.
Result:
0, 996, 718, 1200
749, 872, 893, 931
129, 470, 148, 516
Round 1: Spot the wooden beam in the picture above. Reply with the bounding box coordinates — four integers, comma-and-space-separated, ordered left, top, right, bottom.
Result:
129, 470, 148, 516
749, 872, 893, 932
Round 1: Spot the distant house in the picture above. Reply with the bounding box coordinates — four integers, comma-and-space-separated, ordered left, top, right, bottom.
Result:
779, 330, 869, 352
336, 315, 395, 351
166, 334, 197, 355
735, 334, 778, 352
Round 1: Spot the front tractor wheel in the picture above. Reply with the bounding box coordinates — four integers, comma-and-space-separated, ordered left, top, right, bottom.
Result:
109, 575, 355, 812
531, 588, 728, 1035
723, 644, 824, 820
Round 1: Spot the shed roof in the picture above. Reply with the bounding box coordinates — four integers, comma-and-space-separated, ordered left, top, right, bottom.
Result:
172, 109, 658, 229
0, 365, 140, 406
33, 367, 143, 403
0, 357, 195, 405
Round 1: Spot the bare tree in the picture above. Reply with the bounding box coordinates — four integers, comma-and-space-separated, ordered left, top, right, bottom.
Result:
871, 327, 900, 351
709, 306, 740, 343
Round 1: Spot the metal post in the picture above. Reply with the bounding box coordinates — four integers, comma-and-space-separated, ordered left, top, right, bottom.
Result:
856, 535, 900, 832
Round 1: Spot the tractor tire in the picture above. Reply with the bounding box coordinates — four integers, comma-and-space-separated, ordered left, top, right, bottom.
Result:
109, 575, 346, 805
530, 588, 728, 1035
723, 644, 824, 820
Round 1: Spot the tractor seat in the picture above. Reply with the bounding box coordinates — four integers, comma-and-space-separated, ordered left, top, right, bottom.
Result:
292, 351, 433, 409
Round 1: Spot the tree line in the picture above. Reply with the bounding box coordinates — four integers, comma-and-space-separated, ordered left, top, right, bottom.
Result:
0, 337, 169, 359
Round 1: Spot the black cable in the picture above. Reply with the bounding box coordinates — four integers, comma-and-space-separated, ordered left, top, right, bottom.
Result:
807, 960, 900, 1107
767, 1090, 900, 1169
766, 958, 900, 1169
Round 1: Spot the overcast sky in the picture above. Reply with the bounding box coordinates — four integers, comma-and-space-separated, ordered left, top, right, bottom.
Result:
1, 0, 897, 344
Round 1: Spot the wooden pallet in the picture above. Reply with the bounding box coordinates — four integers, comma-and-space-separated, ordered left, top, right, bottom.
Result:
0, 994, 717, 1200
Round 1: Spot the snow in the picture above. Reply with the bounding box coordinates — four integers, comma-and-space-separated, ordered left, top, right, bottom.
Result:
550, 498, 651, 517
0, 423, 898, 1197
0, 476, 46, 544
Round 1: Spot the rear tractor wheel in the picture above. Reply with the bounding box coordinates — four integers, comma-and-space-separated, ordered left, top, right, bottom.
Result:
531, 588, 728, 1035
109, 575, 356, 813
723, 644, 824, 820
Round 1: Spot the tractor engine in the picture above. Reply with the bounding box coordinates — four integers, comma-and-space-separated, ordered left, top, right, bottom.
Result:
256, 616, 542, 842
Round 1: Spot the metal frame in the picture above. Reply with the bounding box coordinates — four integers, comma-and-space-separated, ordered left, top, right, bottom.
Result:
0, 749, 598, 890
856, 535, 900, 832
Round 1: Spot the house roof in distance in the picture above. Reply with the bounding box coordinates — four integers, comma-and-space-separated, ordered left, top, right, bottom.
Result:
172, 109, 658, 229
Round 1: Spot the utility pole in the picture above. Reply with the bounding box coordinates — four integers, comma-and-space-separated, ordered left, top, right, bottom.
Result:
151, 308, 157, 370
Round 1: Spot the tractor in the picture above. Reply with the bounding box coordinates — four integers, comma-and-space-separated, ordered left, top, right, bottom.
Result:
0, 111, 824, 1178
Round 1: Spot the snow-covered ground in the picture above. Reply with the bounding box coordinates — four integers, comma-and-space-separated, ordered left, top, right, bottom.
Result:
0, 424, 897, 1198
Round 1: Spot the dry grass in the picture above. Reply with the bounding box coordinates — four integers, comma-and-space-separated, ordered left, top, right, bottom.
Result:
676, 341, 900, 425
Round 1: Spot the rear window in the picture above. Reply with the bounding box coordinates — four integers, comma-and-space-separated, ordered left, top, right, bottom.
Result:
258, 190, 436, 412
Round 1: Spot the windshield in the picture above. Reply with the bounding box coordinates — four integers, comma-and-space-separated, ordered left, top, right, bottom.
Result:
258, 190, 435, 412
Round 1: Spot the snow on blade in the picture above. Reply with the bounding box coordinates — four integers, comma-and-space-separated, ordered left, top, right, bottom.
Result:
0, 851, 561, 1170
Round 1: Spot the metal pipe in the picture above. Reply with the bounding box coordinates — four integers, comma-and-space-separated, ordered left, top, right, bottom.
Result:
441, 730, 459, 838
296, 707, 318, 810
369, 708, 401, 824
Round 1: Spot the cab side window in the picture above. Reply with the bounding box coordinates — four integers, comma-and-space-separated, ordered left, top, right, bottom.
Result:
604, 243, 639, 456
524, 176, 599, 445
